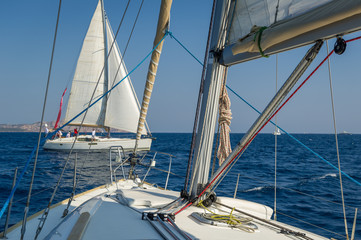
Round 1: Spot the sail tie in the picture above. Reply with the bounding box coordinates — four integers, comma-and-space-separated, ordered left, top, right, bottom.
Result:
252, 26, 269, 58
217, 86, 232, 166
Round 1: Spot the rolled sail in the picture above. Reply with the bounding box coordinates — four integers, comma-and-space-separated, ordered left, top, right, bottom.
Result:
222, 0, 361, 65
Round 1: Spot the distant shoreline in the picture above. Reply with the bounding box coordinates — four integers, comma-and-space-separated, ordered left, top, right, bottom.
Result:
0, 122, 125, 133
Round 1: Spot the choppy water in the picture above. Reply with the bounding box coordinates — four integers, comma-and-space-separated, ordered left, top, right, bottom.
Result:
0, 132, 360, 239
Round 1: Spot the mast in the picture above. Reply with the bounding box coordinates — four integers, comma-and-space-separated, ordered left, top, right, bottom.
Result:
100, 0, 109, 127
189, 0, 232, 198
134, 0, 172, 152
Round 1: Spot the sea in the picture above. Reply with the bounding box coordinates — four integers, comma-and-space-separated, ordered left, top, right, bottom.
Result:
0, 132, 360, 239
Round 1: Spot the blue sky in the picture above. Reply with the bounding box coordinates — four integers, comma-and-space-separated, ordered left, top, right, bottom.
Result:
1, 1, 361, 133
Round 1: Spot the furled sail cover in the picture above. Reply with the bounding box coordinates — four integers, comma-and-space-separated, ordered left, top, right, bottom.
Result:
104, 19, 147, 135
228, 0, 361, 55
64, 1, 107, 127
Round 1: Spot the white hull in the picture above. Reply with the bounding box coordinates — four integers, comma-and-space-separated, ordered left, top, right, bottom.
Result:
2, 180, 327, 240
43, 135, 152, 151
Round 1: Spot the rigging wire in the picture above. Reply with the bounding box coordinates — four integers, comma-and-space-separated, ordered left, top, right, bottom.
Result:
273, 0, 281, 24
104, 0, 151, 136
203, 46, 332, 199
32, 24, 170, 240
61, 0, 133, 215
173, 35, 361, 216
188, 0, 232, 196
20, 1, 62, 239
325, 40, 349, 239
107, 0, 142, 92
33, 0, 121, 233
226, 85, 361, 186
167, 31, 361, 188
274, 53, 278, 221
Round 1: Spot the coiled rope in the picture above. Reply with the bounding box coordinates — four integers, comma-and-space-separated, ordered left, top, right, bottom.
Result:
217, 84, 232, 166
198, 201, 255, 233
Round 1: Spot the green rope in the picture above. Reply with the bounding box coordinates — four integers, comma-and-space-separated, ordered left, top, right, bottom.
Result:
253, 26, 269, 58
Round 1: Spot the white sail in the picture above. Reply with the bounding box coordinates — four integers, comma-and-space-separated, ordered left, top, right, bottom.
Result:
64, 1, 147, 134
64, 0, 107, 127
104, 19, 146, 134
227, 0, 331, 45
222, 0, 361, 65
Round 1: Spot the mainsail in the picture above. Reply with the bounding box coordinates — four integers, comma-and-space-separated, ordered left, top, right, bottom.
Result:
222, 0, 361, 65
64, 0, 146, 135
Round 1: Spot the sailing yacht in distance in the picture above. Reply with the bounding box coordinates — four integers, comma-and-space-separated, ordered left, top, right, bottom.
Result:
43, 0, 152, 151
273, 128, 281, 136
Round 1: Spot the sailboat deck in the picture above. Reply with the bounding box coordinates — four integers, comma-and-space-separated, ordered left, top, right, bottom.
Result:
3, 180, 329, 239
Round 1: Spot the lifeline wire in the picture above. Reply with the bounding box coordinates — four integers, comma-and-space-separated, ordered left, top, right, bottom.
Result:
168, 32, 361, 188
0, 32, 170, 221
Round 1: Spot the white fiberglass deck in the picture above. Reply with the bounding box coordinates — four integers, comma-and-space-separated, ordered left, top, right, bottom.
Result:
2, 180, 328, 240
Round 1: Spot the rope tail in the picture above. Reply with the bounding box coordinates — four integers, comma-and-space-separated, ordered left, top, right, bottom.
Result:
217, 85, 232, 166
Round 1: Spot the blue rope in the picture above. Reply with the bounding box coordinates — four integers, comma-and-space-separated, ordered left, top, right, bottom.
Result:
226, 86, 361, 187
167, 31, 203, 66
168, 32, 361, 187
0, 32, 170, 220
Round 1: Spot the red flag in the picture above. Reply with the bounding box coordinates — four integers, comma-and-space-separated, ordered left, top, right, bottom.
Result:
54, 88, 67, 129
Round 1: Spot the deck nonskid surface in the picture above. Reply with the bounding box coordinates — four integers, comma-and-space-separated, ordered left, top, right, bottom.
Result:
4, 180, 328, 239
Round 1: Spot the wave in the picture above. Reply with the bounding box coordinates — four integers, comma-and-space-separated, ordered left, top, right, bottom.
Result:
298, 173, 338, 185
317, 173, 337, 180
244, 186, 266, 192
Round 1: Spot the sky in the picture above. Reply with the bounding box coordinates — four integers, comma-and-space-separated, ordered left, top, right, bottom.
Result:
1, 1, 361, 134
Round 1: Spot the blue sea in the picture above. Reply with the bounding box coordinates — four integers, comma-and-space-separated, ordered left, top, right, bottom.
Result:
0, 132, 360, 239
